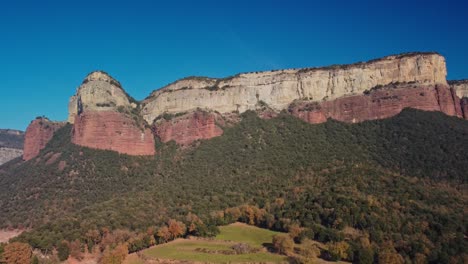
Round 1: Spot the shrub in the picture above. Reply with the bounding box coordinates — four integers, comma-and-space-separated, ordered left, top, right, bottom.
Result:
272, 234, 294, 255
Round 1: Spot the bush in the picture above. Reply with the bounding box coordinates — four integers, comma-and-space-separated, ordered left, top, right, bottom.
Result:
272, 234, 294, 255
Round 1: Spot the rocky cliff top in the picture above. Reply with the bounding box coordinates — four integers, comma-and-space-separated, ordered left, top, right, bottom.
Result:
449, 80, 468, 98
67, 52, 451, 125
140, 52, 447, 123
68, 71, 137, 123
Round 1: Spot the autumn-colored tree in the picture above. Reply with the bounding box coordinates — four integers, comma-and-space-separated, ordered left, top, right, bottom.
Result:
327, 241, 350, 261
3, 242, 32, 264
378, 242, 404, 264
157, 226, 171, 242
100, 230, 134, 251
272, 234, 294, 255
168, 219, 186, 239
274, 198, 285, 208
287, 223, 303, 240
186, 213, 203, 234
100, 244, 128, 264
299, 238, 320, 258
225, 207, 242, 221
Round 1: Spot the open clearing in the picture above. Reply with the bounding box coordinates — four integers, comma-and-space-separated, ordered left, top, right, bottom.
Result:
126, 222, 287, 263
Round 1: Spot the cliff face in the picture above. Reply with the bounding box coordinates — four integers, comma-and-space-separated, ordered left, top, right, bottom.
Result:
153, 111, 224, 145
141, 53, 448, 124
71, 111, 155, 155
23, 118, 64, 161
289, 84, 462, 124
43, 52, 464, 155
450, 80, 468, 119
68, 71, 136, 124
68, 72, 156, 155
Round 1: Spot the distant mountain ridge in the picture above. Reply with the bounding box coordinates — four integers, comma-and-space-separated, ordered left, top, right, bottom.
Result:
0, 129, 24, 165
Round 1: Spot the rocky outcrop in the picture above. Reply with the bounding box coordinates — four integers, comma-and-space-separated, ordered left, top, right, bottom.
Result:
153, 111, 224, 145
141, 53, 448, 124
68, 72, 155, 155
289, 84, 462, 123
59, 52, 468, 153
71, 111, 155, 155
449, 80, 468, 119
68, 71, 137, 124
23, 118, 64, 161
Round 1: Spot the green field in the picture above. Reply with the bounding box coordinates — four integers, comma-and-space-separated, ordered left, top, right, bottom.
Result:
130, 223, 287, 263
215, 223, 280, 248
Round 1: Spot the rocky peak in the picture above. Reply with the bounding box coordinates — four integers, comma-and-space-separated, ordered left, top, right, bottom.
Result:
23, 117, 64, 161
68, 71, 136, 123
82, 71, 122, 87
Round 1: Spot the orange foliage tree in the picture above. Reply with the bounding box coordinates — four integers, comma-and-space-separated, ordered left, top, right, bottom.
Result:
3, 242, 32, 264
168, 219, 186, 239
100, 244, 128, 264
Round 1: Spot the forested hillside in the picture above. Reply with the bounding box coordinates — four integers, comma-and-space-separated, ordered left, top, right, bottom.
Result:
0, 109, 466, 263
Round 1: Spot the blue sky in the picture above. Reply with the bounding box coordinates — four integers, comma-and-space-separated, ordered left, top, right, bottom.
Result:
1, 0, 467, 130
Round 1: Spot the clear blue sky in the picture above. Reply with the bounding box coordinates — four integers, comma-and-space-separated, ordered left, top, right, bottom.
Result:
1, 0, 467, 130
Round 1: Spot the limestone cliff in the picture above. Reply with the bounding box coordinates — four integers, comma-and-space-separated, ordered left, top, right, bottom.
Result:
23, 118, 64, 161
141, 52, 448, 124
59, 52, 467, 154
68, 71, 156, 155
68, 71, 137, 124
450, 80, 468, 120
450, 80, 468, 98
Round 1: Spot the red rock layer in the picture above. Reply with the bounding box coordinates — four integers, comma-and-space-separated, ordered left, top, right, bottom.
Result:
461, 98, 468, 120
154, 111, 224, 145
23, 118, 64, 161
290, 85, 464, 124
72, 111, 155, 156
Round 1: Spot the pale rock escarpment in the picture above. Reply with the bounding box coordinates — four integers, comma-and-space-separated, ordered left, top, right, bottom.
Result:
68, 71, 136, 124
450, 80, 468, 119
141, 53, 448, 124
450, 80, 468, 98
58, 52, 467, 154
23, 118, 64, 161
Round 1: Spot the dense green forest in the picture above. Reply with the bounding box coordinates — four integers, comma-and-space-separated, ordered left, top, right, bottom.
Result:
0, 109, 466, 263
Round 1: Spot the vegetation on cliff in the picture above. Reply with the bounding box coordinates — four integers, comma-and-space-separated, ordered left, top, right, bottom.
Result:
0, 109, 466, 263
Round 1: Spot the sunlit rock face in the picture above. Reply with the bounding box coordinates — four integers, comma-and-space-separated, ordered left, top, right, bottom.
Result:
68, 71, 155, 156
289, 84, 462, 124
141, 53, 448, 124
68, 71, 136, 124
153, 110, 224, 146
450, 80, 468, 119
23, 118, 64, 161
71, 111, 155, 156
